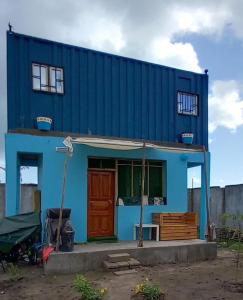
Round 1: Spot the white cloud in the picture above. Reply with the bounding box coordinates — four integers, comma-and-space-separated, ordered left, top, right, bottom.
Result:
60, 10, 125, 53
172, 4, 231, 37
150, 38, 201, 73
209, 80, 243, 133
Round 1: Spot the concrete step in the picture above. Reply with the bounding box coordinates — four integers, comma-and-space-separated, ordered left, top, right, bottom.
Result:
104, 258, 141, 271
114, 269, 137, 276
108, 253, 130, 263
129, 258, 141, 267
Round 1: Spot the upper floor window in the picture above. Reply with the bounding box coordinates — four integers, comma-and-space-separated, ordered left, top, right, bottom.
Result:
177, 91, 198, 116
32, 63, 64, 94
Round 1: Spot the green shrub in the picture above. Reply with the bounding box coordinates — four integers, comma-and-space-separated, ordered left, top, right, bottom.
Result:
134, 278, 164, 300
73, 275, 107, 300
229, 242, 243, 253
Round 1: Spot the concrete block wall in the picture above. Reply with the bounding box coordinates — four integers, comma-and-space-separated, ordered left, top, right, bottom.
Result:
189, 184, 243, 228
20, 184, 38, 213
0, 184, 37, 218
0, 184, 5, 218
1, 183, 243, 228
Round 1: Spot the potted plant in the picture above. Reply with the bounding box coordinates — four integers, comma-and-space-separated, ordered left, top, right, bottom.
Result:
132, 278, 165, 300
181, 132, 194, 145
36, 117, 52, 131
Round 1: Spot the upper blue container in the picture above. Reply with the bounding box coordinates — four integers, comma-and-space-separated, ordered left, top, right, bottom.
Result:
7, 31, 208, 148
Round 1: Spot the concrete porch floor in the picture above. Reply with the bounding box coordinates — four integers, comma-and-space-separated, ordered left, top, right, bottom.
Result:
44, 239, 217, 274
71, 239, 208, 252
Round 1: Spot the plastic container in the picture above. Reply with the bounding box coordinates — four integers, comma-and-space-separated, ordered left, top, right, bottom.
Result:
47, 208, 71, 219
181, 133, 194, 144
60, 230, 75, 252
60, 219, 75, 252
36, 117, 52, 131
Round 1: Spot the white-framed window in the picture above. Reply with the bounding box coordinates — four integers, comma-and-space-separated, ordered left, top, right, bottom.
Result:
177, 91, 198, 116
32, 63, 64, 94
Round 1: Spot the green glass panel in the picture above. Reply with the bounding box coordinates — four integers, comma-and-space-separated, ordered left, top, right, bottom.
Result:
118, 160, 132, 165
88, 158, 101, 168
133, 160, 142, 166
133, 165, 148, 196
101, 159, 115, 169
149, 167, 162, 197
118, 165, 131, 197
148, 160, 163, 166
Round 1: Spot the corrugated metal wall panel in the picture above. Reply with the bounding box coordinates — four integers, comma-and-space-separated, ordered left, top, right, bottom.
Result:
7, 31, 208, 147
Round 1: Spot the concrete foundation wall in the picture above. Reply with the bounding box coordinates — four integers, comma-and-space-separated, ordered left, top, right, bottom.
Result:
44, 241, 217, 274
189, 184, 243, 227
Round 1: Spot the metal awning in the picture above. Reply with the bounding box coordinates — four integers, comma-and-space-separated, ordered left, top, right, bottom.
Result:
62, 136, 203, 154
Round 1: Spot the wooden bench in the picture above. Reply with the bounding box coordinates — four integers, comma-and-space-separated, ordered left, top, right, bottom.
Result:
152, 213, 199, 241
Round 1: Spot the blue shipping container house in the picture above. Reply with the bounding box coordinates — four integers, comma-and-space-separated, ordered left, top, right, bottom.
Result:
5, 30, 210, 243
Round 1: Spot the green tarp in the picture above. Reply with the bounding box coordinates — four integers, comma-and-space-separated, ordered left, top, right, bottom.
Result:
0, 212, 40, 253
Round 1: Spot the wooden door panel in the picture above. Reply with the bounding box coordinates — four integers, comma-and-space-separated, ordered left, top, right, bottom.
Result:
88, 171, 115, 238
89, 174, 100, 197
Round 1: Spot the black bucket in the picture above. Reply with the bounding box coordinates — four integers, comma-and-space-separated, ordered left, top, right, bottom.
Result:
60, 230, 75, 252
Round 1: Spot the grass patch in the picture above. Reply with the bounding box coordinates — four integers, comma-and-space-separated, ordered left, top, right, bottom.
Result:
7, 263, 24, 281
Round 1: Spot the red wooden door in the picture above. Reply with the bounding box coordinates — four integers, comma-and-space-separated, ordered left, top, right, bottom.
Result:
88, 171, 115, 238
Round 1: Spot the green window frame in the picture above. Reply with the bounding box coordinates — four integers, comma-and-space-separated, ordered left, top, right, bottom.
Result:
118, 160, 166, 205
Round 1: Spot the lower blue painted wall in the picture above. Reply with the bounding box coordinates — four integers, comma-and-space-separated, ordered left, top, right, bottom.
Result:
117, 205, 187, 240
5, 133, 210, 242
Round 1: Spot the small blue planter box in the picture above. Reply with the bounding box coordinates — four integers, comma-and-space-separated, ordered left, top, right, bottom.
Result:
181, 133, 194, 144
36, 117, 52, 131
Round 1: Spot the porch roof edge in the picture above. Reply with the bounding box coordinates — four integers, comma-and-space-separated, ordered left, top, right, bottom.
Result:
8, 129, 206, 152
67, 136, 203, 153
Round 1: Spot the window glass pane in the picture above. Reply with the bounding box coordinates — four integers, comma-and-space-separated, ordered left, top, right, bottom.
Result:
118, 160, 132, 165
133, 166, 148, 196
101, 159, 115, 169
56, 81, 63, 94
40, 66, 48, 91
149, 167, 162, 197
88, 159, 101, 168
33, 77, 40, 90
118, 165, 131, 197
31, 64, 64, 94
148, 160, 163, 166
50, 67, 56, 92
32, 64, 40, 77
56, 69, 63, 80
177, 92, 198, 116
133, 160, 142, 166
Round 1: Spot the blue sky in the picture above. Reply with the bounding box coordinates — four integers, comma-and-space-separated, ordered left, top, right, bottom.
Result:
181, 30, 243, 187
1, 0, 243, 187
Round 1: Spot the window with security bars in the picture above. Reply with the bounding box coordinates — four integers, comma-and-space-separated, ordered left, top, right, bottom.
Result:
177, 91, 198, 116
32, 63, 64, 94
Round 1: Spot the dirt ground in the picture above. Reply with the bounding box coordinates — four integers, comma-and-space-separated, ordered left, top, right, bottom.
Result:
0, 249, 243, 300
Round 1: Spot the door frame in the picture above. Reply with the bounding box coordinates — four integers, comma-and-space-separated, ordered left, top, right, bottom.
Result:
87, 169, 116, 239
